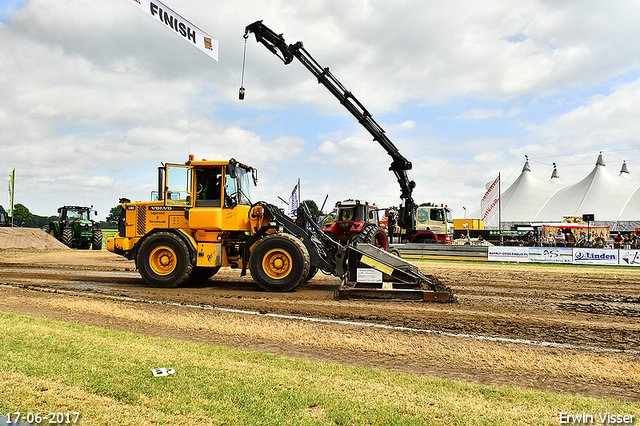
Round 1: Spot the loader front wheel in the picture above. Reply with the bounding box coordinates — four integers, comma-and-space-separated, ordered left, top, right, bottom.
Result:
249, 233, 310, 292
137, 232, 194, 288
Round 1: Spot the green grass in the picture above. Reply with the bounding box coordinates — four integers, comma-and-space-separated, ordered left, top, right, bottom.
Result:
0, 312, 638, 425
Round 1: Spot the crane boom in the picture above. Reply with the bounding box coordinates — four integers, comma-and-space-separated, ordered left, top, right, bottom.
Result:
244, 20, 416, 229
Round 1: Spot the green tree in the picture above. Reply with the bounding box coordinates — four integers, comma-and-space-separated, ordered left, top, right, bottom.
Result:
12, 204, 32, 224
302, 199, 321, 218
106, 205, 123, 225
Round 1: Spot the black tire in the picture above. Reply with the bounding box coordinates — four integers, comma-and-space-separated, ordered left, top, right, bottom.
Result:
350, 223, 388, 251
249, 233, 310, 292
61, 228, 73, 247
137, 231, 194, 288
48, 222, 59, 239
92, 230, 102, 250
189, 266, 221, 283
413, 234, 436, 244
304, 265, 318, 283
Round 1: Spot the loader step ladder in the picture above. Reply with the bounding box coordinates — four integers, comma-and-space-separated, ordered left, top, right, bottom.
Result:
334, 243, 452, 302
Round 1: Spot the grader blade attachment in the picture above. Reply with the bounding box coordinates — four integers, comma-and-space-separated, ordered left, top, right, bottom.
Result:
335, 243, 453, 302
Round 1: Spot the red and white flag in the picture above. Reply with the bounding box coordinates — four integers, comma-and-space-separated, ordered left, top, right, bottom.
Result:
481, 175, 500, 228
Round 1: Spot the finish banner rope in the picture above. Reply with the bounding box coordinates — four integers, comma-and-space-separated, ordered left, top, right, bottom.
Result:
127, 0, 219, 61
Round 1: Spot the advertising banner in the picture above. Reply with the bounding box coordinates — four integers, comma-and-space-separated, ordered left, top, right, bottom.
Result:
619, 250, 640, 267
572, 248, 619, 266
488, 246, 529, 262
529, 247, 573, 263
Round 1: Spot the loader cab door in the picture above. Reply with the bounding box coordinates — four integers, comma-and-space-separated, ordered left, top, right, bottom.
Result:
164, 164, 194, 207
224, 163, 252, 208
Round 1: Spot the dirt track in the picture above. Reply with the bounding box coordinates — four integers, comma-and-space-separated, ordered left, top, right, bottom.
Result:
0, 250, 639, 401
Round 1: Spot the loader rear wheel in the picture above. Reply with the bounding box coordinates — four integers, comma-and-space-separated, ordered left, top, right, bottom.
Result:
137, 232, 194, 288
249, 233, 310, 292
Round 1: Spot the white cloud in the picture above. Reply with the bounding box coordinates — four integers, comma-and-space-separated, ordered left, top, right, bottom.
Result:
3, 0, 640, 220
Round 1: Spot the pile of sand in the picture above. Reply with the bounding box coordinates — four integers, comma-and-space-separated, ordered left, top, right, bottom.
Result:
0, 228, 70, 251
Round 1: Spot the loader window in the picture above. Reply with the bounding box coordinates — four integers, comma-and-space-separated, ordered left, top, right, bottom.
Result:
165, 165, 193, 206
224, 166, 252, 208
195, 167, 222, 207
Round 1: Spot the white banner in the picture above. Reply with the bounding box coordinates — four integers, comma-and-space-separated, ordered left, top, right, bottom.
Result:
487, 246, 529, 262
127, 0, 218, 61
481, 175, 500, 228
573, 248, 619, 265
287, 182, 299, 218
619, 250, 640, 266
529, 247, 573, 263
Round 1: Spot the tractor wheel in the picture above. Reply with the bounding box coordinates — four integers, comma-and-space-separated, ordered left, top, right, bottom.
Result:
350, 223, 389, 251
92, 230, 103, 250
249, 233, 310, 292
137, 232, 194, 288
61, 228, 73, 247
189, 266, 221, 283
48, 223, 59, 239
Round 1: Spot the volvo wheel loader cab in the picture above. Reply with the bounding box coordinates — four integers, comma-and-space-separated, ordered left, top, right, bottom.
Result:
49, 206, 102, 250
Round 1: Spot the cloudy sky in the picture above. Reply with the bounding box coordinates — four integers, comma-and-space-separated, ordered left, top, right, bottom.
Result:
2, 0, 640, 221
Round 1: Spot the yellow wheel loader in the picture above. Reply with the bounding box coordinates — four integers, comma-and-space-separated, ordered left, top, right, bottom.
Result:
106, 156, 450, 300
107, 157, 338, 291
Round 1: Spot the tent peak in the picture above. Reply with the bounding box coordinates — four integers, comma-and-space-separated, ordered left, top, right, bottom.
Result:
523, 155, 531, 172
620, 160, 630, 175
551, 162, 560, 180
596, 152, 606, 166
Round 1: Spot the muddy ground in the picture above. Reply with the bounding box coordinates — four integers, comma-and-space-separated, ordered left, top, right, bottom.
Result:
0, 249, 639, 401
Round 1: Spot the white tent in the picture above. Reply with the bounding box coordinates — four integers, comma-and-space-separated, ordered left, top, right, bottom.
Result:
499, 159, 564, 223
533, 153, 639, 222
476, 153, 640, 230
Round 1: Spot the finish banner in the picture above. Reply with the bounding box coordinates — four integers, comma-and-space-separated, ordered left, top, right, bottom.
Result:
127, 0, 219, 61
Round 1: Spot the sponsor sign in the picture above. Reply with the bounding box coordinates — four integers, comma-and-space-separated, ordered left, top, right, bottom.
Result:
487, 246, 529, 262
357, 268, 383, 283
529, 247, 573, 263
572, 248, 618, 266
619, 250, 640, 267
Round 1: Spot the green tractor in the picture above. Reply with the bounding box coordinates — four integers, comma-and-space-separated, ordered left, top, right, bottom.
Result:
49, 205, 102, 250
0, 205, 9, 227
